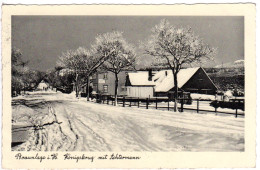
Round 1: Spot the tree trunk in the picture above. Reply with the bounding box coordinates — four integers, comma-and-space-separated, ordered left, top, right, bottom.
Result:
173, 71, 178, 112
114, 73, 119, 106
87, 75, 90, 101
75, 73, 79, 98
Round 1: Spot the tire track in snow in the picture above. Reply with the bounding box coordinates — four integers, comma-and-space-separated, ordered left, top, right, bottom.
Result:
49, 104, 80, 151
13, 92, 244, 151
65, 108, 112, 151
68, 105, 168, 151
30, 103, 79, 151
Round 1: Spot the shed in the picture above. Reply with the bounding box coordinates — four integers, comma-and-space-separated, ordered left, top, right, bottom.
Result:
36, 80, 49, 90
125, 71, 155, 98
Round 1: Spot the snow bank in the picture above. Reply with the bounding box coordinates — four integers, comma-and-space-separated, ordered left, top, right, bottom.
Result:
12, 105, 35, 124
66, 91, 77, 99
191, 93, 216, 100
224, 90, 233, 97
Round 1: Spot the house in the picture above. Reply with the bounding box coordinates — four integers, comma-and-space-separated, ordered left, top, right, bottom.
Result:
125, 71, 156, 98
36, 80, 49, 91
80, 67, 217, 99
125, 67, 218, 98
153, 67, 217, 96
72, 71, 129, 97
88, 71, 130, 96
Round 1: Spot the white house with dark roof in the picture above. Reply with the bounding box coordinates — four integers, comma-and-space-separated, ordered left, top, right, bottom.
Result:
125, 67, 217, 98
36, 80, 49, 91
125, 71, 156, 98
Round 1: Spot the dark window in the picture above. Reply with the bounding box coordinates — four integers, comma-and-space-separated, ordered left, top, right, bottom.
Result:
103, 85, 108, 93
121, 86, 126, 91
103, 73, 108, 79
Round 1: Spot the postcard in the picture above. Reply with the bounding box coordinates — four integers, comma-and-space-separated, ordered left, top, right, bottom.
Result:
1, 4, 256, 168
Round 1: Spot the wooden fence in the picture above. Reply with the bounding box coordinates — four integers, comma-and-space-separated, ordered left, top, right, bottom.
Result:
95, 95, 244, 118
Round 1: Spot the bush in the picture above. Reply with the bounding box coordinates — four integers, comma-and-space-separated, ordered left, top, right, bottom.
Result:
210, 100, 244, 111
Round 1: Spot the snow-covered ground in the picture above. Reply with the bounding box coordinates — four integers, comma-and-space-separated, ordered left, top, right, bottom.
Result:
191, 93, 216, 100
12, 91, 244, 151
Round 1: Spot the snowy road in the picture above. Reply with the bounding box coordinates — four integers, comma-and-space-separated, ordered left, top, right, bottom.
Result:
12, 91, 244, 151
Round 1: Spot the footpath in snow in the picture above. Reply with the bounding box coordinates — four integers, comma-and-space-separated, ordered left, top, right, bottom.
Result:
12, 91, 244, 152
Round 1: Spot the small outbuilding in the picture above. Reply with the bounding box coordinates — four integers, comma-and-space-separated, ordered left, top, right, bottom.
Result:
36, 80, 49, 91
125, 71, 155, 98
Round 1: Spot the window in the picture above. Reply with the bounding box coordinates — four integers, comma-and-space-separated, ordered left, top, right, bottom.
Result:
121, 86, 127, 91
92, 74, 97, 79
103, 73, 108, 79
103, 85, 108, 93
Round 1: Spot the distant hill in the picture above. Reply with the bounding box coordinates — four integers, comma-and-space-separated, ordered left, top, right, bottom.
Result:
204, 60, 244, 92
215, 60, 244, 68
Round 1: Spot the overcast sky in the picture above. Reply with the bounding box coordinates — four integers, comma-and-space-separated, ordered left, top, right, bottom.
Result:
12, 16, 244, 71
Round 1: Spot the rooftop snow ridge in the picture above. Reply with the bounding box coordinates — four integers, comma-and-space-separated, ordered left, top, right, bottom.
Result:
153, 67, 200, 92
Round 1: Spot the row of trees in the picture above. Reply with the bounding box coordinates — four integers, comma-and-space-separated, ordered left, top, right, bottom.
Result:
12, 47, 45, 95
56, 31, 136, 104
12, 19, 215, 112
56, 19, 215, 111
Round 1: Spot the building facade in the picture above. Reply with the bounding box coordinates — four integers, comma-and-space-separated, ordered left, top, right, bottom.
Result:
89, 71, 129, 96
80, 67, 217, 99
125, 67, 218, 98
125, 70, 156, 98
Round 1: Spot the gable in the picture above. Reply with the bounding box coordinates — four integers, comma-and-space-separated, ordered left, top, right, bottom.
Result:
154, 67, 200, 92
181, 67, 218, 91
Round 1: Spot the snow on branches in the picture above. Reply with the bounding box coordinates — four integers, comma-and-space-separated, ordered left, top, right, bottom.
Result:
144, 19, 216, 72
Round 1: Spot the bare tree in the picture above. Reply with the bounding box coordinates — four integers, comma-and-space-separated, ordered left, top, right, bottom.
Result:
73, 47, 111, 101
57, 46, 114, 99
57, 49, 90, 97
143, 19, 215, 112
92, 31, 136, 105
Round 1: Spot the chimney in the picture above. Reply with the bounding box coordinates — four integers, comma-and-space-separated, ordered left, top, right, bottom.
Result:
148, 69, 152, 81
165, 71, 168, 76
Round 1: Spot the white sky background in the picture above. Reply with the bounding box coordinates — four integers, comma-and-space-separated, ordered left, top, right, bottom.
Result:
0, 0, 259, 169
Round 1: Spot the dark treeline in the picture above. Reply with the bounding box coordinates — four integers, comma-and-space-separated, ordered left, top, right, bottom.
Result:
12, 47, 45, 95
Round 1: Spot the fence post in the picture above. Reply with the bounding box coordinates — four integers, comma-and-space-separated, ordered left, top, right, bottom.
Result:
102, 96, 105, 104
168, 98, 170, 111
146, 98, 149, 109
235, 100, 238, 118
123, 97, 125, 107
215, 103, 217, 115
155, 97, 158, 109
138, 97, 140, 108
129, 99, 132, 107
197, 99, 199, 113
107, 96, 109, 105
112, 96, 114, 105
181, 98, 184, 112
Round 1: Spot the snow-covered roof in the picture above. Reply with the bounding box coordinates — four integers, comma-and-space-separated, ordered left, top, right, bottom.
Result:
128, 72, 155, 86
153, 67, 200, 92
39, 80, 49, 85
